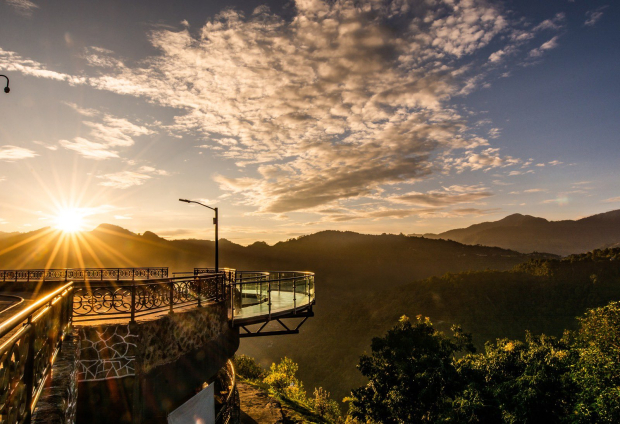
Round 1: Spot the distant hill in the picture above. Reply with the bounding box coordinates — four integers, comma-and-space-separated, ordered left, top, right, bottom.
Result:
422, 209, 620, 256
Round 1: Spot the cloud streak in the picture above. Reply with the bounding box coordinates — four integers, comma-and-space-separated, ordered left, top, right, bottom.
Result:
0, 145, 38, 161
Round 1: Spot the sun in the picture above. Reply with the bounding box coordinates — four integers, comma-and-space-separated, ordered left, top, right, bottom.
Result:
54, 208, 87, 233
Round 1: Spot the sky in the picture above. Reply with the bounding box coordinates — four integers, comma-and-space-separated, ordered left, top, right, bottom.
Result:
0, 0, 618, 245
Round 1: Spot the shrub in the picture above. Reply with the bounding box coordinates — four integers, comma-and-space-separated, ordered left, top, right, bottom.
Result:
233, 354, 266, 381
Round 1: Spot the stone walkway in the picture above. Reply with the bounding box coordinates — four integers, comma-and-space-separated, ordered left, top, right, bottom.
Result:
238, 382, 287, 424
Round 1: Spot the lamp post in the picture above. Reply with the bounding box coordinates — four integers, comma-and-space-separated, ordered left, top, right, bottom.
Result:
179, 199, 218, 272
1, 75, 9, 93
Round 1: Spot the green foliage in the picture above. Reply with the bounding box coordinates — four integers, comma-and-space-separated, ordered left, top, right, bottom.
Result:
233, 354, 266, 381
264, 357, 307, 403
348, 303, 620, 423
454, 333, 577, 423
572, 301, 620, 422
348, 315, 474, 423
310, 387, 343, 423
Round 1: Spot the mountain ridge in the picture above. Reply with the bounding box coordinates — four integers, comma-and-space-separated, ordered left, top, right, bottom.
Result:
422, 209, 620, 255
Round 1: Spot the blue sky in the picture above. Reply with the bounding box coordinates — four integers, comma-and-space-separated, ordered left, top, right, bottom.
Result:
0, 0, 618, 244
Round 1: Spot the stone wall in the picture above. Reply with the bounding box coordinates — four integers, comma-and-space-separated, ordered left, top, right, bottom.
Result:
75, 303, 239, 423
76, 303, 233, 381
32, 328, 80, 424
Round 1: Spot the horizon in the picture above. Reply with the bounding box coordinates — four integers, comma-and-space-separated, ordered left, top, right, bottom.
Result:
2, 206, 618, 247
1, 0, 618, 245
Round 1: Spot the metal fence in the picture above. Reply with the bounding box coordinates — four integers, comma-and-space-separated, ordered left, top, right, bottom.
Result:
215, 359, 239, 424
0, 268, 168, 283
0, 282, 73, 424
72, 273, 226, 323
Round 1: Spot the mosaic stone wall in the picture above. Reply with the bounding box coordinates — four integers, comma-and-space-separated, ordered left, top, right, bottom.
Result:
77, 303, 232, 381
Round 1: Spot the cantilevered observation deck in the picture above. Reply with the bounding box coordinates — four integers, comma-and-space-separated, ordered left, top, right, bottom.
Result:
0, 267, 315, 424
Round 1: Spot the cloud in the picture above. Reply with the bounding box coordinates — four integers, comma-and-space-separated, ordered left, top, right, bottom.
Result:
0, 145, 38, 161
523, 188, 547, 193
6, 0, 38, 16
603, 197, 620, 203
548, 160, 563, 166
98, 171, 152, 189
58, 110, 154, 159
585, 7, 607, 27
0, 48, 85, 84
529, 36, 560, 58
114, 215, 133, 220
59, 137, 119, 160
33, 140, 58, 151
448, 148, 520, 172
391, 185, 492, 207
3, 1, 568, 217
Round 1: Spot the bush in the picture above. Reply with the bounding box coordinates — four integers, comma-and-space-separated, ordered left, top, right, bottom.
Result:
263, 357, 307, 402
310, 387, 342, 422
233, 354, 266, 381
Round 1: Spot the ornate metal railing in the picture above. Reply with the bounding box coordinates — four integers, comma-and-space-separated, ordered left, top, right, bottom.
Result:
0, 268, 168, 283
72, 273, 226, 322
194, 268, 236, 284
0, 282, 73, 424
215, 359, 238, 424
230, 271, 315, 326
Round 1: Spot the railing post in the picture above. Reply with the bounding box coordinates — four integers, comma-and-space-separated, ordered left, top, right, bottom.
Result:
197, 276, 202, 308
293, 278, 297, 314
268, 279, 272, 320
117, 268, 120, 282
230, 282, 235, 325
131, 280, 136, 323
169, 281, 174, 314
24, 316, 36, 424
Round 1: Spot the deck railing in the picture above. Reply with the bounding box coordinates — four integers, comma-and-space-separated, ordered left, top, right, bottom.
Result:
215, 359, 238, 424
0, 268, 168, 283
230, 271, 315, 325
0, 282, 73, 424
72, 273, 225, 323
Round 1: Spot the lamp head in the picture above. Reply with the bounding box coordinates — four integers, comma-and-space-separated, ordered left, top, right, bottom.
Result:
3, 87, 8, 94
179, 198, 190, 203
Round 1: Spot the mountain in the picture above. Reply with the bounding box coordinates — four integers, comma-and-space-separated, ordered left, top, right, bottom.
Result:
423, 209, 620, 256
0, 225, 553, 398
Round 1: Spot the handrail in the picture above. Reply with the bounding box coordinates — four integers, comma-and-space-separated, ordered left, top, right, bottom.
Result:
215, 359, 237, 424
0, 294, 25, 314
0, 282, 74, 423
0, 282, 73, 339
0, 267, 168, 282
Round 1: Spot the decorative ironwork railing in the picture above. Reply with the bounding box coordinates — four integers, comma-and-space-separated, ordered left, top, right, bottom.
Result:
72, 273, 226, 322
0, 282, 73, 424
0, 268, 168, 283
214, 359, 238, 424
193, 268, 236, 284
230, 271, 315, 326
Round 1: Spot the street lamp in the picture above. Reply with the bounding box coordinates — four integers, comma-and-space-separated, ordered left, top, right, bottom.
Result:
1, 75, 9, 93
179, 199, 218, 272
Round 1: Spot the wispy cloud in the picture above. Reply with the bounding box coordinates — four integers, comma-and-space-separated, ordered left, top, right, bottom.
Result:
6, 0, 38, 16
98, 171, 152, 189
585, 7, 607, 27
59, 106, 154, 159
0, 145, 38, 161
603, 197, 620, 203
529, 36, 560, 58
391, 185, 492, 207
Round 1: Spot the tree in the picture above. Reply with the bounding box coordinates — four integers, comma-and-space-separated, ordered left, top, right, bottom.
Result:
348, 315, 474, 423
571, 301, 620, 422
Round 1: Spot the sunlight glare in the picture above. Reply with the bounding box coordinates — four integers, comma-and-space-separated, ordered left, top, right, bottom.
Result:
54, 208, 87, 233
